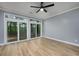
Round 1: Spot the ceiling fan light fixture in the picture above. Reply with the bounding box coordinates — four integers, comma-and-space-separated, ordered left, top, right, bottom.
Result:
40, 8, 44, 11
31, 2, 54, 13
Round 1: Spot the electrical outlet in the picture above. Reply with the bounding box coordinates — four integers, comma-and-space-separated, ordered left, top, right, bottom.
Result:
75, 40, 78, 42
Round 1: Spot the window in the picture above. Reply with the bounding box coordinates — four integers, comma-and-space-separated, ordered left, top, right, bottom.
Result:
7, 21, 17, 42
19, 23, 27, 40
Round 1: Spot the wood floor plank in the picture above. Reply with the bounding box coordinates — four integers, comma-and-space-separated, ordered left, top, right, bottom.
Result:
0, 37, 79, 56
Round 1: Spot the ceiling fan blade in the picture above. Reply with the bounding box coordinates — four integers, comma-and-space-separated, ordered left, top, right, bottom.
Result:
43, 3, 54, 8
36, 9, 40, 13
44, 9, 47, 13
31, 6, 40, 8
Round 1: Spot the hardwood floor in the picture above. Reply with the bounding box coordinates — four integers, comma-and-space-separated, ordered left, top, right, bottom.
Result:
0, 37, 79, 56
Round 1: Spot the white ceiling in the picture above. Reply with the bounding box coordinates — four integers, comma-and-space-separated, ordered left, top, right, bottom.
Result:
0, 2, 79, 20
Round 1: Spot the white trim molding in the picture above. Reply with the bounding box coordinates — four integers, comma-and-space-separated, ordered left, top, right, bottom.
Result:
3, 12, 42, 45
44, 36, 79, 47
0, 37, 41, 46
46, 6, 79, 20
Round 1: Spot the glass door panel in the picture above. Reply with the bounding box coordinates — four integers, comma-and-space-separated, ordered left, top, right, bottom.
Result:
7, 22, 17, 42
19, 23, 27, 40
31, 24, 37, 38
37, 24, 41, 37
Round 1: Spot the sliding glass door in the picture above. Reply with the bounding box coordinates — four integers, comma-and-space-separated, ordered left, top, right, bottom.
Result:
7, 21, 17, 42
30, 23, 41, 38
7, 21, 27, 42
31, 24, 37, 38
19, 23, 27, 40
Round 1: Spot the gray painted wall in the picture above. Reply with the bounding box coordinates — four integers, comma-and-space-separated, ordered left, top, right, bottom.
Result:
0, 10, 4, 44
44, 8, 79, 44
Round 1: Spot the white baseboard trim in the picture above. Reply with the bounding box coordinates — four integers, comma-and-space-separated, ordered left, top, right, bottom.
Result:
0, 37, 42, 46
44, 36, 79, 47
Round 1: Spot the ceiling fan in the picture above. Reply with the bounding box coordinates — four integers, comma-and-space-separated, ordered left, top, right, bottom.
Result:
30, 2, 54, 13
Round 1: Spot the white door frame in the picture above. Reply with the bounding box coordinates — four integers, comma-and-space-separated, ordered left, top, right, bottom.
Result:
4, 18, 28, 44
4, 14, 42, 44
29, 21, 42, 38
19, 22, 27, 41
